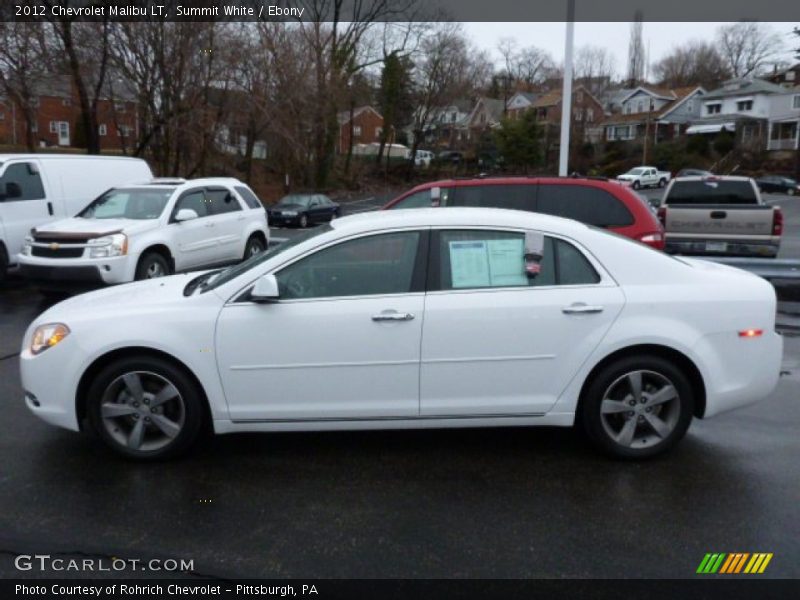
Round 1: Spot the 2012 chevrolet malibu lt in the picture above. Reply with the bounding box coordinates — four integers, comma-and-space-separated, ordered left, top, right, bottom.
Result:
20, 208, 782, 460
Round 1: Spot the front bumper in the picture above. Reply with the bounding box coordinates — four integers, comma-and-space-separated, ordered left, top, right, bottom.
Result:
20, 339, 82, 431
665, 238, 780, 258
268, 213, 302, 226
18, 255, 132, 289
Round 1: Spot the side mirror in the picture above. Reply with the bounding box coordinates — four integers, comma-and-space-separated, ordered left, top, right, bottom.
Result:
430, 186, 441, 207
3, 182, 22, 199
250, 273, 280, 303
175, 208, 199, 222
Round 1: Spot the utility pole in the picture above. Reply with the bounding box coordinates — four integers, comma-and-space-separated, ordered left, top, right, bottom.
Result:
558, 0, 575, 176
642, 99, 653, 164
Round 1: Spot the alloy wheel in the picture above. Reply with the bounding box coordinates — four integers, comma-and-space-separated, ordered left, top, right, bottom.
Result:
146, 262, 166, 278
599, 369, 681, 449
100, 371, 186, 452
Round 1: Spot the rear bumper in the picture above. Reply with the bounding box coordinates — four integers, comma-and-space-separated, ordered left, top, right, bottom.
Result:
665, 238, 780, 258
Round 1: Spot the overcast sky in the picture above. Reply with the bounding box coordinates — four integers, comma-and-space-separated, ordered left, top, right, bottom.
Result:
463, 22, 798, 77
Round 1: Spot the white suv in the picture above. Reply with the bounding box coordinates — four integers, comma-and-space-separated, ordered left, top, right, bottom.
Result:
18, 177, 269, 290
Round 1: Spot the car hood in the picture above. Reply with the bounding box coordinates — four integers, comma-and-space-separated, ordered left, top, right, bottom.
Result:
33, 217, 160, 239
617, 174, 638, 180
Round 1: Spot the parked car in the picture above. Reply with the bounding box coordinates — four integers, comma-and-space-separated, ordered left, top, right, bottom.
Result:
437, 150, 464, 164
17, 178, 269, 291
0, 154, 152, 281
617, 166, 672, 189
413, 150, 434, 168
658, 176, 782, 257
676, 169, 713, 178
21, 207, 781, 460
267, 194, 340, 228
383, 177, 665, 250
756, 175, 799, 196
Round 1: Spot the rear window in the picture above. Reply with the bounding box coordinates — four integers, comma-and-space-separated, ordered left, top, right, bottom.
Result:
665, 180, 758, 205
537, 184, 634, 228
448, 184, 535, 211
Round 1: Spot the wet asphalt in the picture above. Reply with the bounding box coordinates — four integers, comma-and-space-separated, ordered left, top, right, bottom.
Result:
1, 193, 799, 580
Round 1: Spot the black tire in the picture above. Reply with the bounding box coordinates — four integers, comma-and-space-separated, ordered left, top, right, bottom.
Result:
135, 252, 170, 280
243, 234, 266, 260
632, 181, 641, 190
86, 355, 207, 460
580, 354, 694, 459
658, 178, 666, 188
787, 188, 795, 196
299, 213, 309, 228
0, 245, 7, 284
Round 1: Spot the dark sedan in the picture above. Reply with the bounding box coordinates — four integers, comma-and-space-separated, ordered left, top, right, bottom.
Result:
756, 175, 799, 196
267, 194, 340, 228
675, 168, 713, 178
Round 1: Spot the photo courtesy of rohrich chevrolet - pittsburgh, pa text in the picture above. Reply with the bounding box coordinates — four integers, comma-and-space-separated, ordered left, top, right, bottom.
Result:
0, 0, 799, 598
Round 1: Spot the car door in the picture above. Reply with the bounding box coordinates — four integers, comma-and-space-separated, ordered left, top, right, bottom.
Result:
0, 161, 50, 261
206, 186, 246, 261
170, 188, 219, 270
420, 228, 625, 416
216, 229, 428, 421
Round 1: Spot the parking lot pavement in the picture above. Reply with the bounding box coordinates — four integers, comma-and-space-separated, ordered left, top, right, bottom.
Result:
1, 191, 799, 580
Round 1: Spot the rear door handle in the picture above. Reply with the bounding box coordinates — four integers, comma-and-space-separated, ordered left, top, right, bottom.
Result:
47, 201, 53, 216
562, 303, 604, 315
372, 311, 415, 322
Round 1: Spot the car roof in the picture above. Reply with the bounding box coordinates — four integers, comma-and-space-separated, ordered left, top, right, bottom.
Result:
672, 175, 753, 182
330, 206, 591, 236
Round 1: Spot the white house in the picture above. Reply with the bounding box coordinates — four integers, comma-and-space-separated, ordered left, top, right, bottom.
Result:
766, 87, 800, 151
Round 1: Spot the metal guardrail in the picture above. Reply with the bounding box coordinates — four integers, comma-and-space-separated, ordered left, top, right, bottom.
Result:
700, 257, 800, 280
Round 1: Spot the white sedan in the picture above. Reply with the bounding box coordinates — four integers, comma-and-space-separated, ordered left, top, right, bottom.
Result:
20, 208, 782, 460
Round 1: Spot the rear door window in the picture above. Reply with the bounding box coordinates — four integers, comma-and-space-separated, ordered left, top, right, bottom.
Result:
207, 188, 242, 214
536, 184, 634, 227
448, 184, 536, 211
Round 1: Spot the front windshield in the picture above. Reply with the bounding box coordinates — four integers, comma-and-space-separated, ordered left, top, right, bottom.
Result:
627, 168, 645, 175
278, 195, 312, 207
78, 188, 174, 220
204, 225, 333, 291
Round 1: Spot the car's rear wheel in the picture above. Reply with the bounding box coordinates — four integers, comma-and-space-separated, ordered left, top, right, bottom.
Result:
86, 356, 206, 460
135, 252, 170, 280
243, 234, 266, 260
581, 355, 693, 459
658, 178, 666, 188
299, 214, 309, 228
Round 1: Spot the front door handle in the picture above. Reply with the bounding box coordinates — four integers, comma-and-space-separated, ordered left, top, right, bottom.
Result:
372, 311, 415, 322
562, 303, 604, 315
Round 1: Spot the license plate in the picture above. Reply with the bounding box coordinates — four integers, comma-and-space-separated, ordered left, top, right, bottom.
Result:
706, 242, 727, 252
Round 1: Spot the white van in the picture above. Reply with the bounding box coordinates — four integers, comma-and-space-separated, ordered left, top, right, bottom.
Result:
0, 154, 152, 280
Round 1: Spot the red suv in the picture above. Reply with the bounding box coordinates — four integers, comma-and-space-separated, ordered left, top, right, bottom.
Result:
383, 177, 666, 250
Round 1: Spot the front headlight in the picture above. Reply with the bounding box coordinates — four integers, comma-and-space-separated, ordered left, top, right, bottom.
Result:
89, 233, 127, 258
22, 235, 33, 256
30, 323, 70, 355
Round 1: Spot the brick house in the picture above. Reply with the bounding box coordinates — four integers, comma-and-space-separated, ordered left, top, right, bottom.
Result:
0, 75, 138, 150
337, 106, 384, 154
529, 85, 605, 143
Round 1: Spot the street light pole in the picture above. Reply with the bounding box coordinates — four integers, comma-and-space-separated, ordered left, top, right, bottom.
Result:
558, 0, 575, 176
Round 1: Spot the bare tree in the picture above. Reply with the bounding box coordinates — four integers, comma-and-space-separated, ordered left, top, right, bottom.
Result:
716, 21, 783, 78
0, 22, 49, 150
653, 40, 731, 89
574, 45, 615, 96
627, 14, 645, 87
497, 38, 554, 87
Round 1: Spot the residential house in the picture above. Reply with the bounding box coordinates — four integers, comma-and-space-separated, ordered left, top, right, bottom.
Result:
337, 105, 384, 154
463, 97, 504, 140
684, 78, 787, 148
0, 75, 137, 150
766, 86, 800, 152
766, 63, 800, 89
206, 87, 269, 160
531, 85, 605, 142
410, 100, 474, 149
604, 86, 706, 143
505, 91, 538, 120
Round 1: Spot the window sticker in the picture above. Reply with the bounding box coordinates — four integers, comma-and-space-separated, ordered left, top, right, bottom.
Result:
449, 238, 527, 288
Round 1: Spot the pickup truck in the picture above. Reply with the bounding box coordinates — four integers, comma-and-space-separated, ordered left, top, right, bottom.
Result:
617, 166, 671, 190
657, 176, 782, 258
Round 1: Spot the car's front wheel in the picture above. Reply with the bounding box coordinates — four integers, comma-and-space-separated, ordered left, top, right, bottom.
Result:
299, 213, 309, 228
632, 181, 641, 190
243, 234, 266, 260
658, 178, 666, 188
581, 355, 694, 459
86, 356, 206, 460
135, 252, 170, 280
787, 188, 795, 196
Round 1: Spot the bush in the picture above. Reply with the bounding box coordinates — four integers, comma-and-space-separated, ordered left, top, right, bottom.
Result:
686, 134, 710, 157
713, 131, 735, 156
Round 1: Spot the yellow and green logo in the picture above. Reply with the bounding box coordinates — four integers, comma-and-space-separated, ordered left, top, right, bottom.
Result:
697, 553, 773, 574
